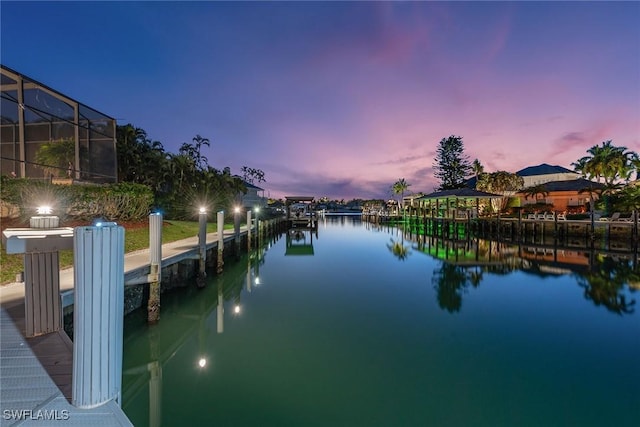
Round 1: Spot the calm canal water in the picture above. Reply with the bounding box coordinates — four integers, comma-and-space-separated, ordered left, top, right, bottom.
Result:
122, 216, 639, 427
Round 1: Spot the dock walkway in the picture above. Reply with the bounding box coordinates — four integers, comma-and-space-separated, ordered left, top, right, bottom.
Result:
0, 227, 248, 426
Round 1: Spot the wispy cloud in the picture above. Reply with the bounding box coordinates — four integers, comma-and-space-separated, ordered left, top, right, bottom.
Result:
372, 153, 431, 166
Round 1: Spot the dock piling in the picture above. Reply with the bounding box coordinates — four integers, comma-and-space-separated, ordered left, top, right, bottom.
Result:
197, 209, 207, 288
217, 211, 224, 274
148, 213, 162, 324
247, 210, 252, 250
72, 223, 125, 408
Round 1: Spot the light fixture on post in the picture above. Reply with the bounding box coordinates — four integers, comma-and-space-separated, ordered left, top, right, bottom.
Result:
2, 206, 73, 337
31, 205, 59, 228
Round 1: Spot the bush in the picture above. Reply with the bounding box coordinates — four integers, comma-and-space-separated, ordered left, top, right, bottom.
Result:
0, 177, 153, 222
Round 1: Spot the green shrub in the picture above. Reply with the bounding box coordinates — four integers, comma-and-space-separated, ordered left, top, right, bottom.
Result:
0, 177, 153, 222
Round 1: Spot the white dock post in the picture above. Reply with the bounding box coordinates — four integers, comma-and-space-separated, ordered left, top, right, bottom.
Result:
148, 213, 163, 323
217, 211, 224, 274
234, 206, 241, 254
197, 208, 207, 287
72, 223, 125, 408
247, 210, 252, 250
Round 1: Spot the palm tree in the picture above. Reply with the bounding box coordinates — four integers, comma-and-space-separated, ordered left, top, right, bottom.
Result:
572, 141, 637, 214
392, 178, 410, 211
522, 184, 549, 204
472, 159, 484, 182
35, 138, 75, 178
572, 140, 634, 186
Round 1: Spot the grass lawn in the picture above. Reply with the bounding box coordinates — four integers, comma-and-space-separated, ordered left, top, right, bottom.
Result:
1, 220, 237, 285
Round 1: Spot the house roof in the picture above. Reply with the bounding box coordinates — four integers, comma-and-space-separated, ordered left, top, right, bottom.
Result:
419, 188, 502, 200
516, 163, 576, 176
244, 181, 264, 191
521, 178, 605, 192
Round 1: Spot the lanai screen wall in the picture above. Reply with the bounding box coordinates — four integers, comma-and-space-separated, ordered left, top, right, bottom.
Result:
0, 65, 116, 183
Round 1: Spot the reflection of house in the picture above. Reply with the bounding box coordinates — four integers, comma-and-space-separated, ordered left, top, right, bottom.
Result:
518, 178, 605, 211
1, 64, 117, 183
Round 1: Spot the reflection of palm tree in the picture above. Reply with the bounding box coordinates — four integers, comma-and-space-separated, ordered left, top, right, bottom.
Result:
575, 257, 637, 315
386, 237, 410, 261
432, 263, 468, 313
467, 267, 484, 288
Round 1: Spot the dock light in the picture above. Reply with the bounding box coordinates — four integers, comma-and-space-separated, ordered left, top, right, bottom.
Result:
198, 358, 207, 368
255, 276, 261, 285
36, 206, 52, 215
199, 207, 207, 214
234, 305, 241, 314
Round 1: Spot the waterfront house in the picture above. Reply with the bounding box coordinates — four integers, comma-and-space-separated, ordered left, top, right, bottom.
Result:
517, 178, 604, 212
239, 181, 267, 209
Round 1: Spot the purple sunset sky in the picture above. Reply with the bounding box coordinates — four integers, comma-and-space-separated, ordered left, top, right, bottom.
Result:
2, 1, 639, 200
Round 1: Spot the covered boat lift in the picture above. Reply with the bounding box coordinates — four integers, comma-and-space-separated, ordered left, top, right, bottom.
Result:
285, 196, 317, 229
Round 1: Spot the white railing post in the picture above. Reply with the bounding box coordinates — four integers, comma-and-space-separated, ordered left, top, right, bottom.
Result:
72, 223, 124, 408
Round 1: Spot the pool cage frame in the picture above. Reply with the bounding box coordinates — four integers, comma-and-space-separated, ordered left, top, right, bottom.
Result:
1, 64, 117, 183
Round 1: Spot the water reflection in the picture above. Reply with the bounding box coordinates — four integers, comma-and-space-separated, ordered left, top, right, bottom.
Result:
576, 256, 639, 315
394, 226, 638, 316
285, 228, 317, 256
387, 237, 410, 261
122, 219, 638, 426
122, 241, 271, 426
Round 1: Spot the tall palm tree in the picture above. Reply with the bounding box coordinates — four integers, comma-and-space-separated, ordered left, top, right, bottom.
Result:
392, 178, 410, 211
472, 159, 484, 183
